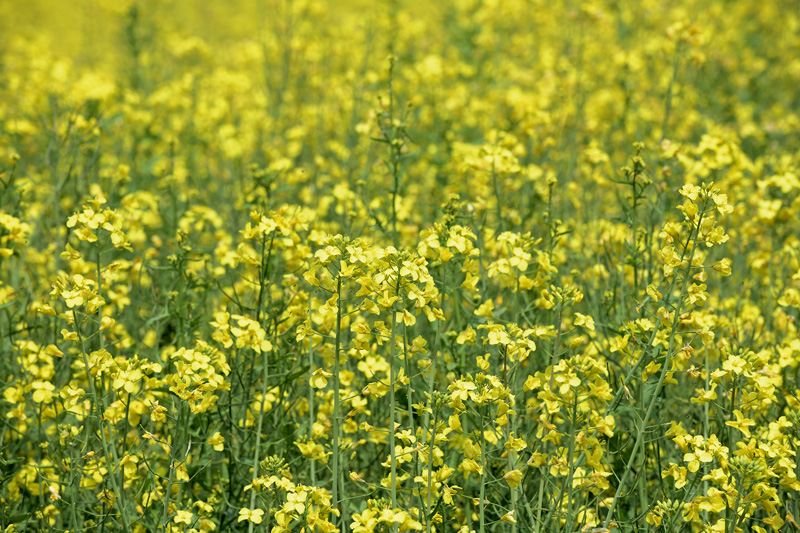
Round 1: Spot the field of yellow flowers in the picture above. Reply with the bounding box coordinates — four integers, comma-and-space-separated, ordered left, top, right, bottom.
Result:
1, 0, 800, 532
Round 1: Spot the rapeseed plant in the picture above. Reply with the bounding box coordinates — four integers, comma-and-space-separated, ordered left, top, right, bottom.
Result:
1, 1, 800, 532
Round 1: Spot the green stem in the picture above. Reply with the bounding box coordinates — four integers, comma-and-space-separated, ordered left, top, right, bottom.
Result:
400, 292, 419, 518
503, 346, 518, 533
479, 406, 486, 533
549, 303, 565, 392
703, 349, 710, 523
96, 243, 104, 352
564, 395, 579, 533
161, 402, 181, 531
333, 276, 344, 524
389, 281, 399, 518
535, 470, 545, 532
425, 406, 438, 533
74, 309, 131, 533
308, 294, 316, 486
660, 41, 683, 143
247, 345, 271, 533
603, 208, 706, 528
491, 157, 503, 231
727, 474, 744, 533
387, 57, 400, 248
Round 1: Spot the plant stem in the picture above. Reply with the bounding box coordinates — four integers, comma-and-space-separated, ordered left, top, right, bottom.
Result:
308, 294, 316, 485
660, 41, 683, 143
400, 292, 419, 518
564, 395, 579, 533
479, 406, 486, 533
74, 309, 131, 533
247, 345, 271, 533
389, 278, 399, 516
603, 208, 706, 528
549, 303, 565, 392
425, 406, 438, 533
333, 275, 344, 524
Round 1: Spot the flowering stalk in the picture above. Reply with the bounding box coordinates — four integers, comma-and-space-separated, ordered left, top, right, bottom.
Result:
425, 398, 438, 533
389, 280, 399, 515
73, 310, 131, 533
247, 346, 271, 533
308, 294, 317, 486
603, 196, 709, 528
333, 275, 344, 523
479, 405, 486, 533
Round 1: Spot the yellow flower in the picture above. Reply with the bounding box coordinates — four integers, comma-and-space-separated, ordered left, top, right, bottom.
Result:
459, 458, 482, 476
30, 381, 55, 403
174, 510, 194, 525
690, 384, 717, 404
238, 508, 264, 524
474, 299, 495, 318
573, 313, 595, 331
296, 441, 329, 464
725, 409, 755, 438
503, 469, 524, 488
44, 344, 63, 357
310, 369, 332, 389
711, 258, 732, 276
456, 327, 476, 345
646, 284, 663, 301
396, 309, 416, 326
661, 463, 688, 489
206, 432, 225, 451
642, 362, 662, 382
679, 184, 701, 200
609, 335, 629, 353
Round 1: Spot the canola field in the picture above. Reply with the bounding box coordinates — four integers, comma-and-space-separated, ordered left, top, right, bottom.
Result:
1, 0, 799, 532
